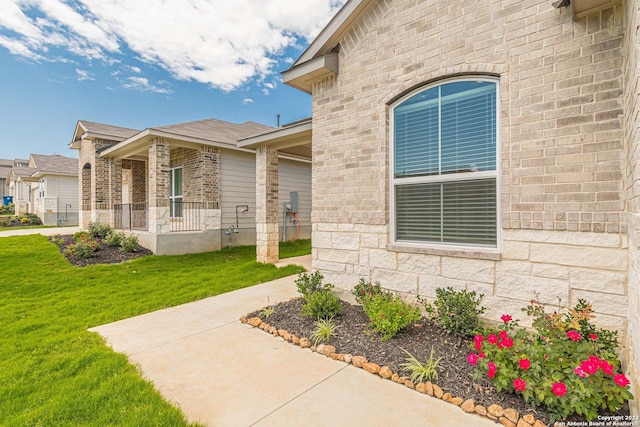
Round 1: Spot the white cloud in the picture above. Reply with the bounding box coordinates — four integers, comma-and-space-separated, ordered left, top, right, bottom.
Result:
123, 76, 172, 94
0, 0, 345, 91
75, 68, 94, 81
242, 98, 254, 105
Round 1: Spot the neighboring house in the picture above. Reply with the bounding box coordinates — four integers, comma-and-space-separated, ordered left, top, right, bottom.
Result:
240, 0, 640, 409
7, 154, 79, 225
69, 118, 311, 255
0, 159, 13, 199
29, 154, 79, 226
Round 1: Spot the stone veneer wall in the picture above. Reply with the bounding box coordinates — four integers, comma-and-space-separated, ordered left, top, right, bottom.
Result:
622, 0, 640, 413
310, 0, 631, 344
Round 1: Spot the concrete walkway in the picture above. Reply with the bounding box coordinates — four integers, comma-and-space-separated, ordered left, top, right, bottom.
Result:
0, 226, 80, 237
90, 274, 497, 427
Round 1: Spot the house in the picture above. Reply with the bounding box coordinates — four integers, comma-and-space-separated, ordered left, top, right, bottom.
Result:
240, 0, 640, 410
7, 154, 79, 225
0, 159, 13, 199
69, 118, 311, 255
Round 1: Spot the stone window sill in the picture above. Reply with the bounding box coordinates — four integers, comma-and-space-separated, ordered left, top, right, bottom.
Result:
387, 243, 501, 261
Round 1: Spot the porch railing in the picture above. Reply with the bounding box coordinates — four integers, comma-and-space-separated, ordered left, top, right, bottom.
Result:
170, 201, 208, 232
114, 202, 148, 230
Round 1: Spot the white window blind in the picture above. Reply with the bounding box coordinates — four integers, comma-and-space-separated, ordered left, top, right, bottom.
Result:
392, 80, 498, 247
170, 167, 183, 218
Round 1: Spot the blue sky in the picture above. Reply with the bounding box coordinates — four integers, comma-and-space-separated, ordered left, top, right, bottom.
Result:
0, 0, 344, 161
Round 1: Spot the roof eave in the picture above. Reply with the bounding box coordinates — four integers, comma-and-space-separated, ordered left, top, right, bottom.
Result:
282, 53, 339, 93
238, 119, 312, 150
571, 0, 613, 18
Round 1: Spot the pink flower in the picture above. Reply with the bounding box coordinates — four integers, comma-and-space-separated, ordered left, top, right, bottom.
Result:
589, 333, 598, 340
614, 374, 630, 387
566, 330, 582, 341
552, 382, 568, 397
499, 330, 508, 340
467, 353, 479, 365
580, 360, 598, 375
574, 366, 587, 378
501, 314, 512, 323
502, 337, 514, 348
487, 361, 497, 379
513, 378, 526, 392
487, 334, 498, 344
474, 334, 484, 351
478, 351, 486, 359
519, 358, 531, 371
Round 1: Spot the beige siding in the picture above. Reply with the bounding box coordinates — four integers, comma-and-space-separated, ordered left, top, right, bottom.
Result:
279, 158, 312, 234
57, 176, 78, 211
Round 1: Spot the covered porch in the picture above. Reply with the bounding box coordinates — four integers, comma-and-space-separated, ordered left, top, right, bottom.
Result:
238, 118, 312, 263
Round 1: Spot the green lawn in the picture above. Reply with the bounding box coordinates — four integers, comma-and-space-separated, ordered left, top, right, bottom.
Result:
0, 235, 308, 426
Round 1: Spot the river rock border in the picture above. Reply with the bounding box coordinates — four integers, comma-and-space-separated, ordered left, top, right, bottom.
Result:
241, 315, 549, 427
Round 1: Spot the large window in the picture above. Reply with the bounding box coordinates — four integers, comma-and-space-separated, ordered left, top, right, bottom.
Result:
391, 78, 498, 248
170, 167, 183, 218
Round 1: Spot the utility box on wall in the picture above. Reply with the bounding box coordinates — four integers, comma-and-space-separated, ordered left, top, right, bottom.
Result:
289, 191, 298, 214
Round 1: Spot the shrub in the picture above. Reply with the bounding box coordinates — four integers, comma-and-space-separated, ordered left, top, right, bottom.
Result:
469, 299, 633, 423
309, 317, 339, 345
301, 289, 342, 320
352, 278, 384, 305
295, 271, 330, 297
400, 347, 442, 383
73, 231, 91, 241
87, 221, 112, 239
103, 230, 124, 247
422, 287, 485, 338
362, 291, 420, 341
63, 235, 99, 259
119, 234, 139, 254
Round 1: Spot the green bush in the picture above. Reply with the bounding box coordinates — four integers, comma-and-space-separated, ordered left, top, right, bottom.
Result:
103, 230, 124, 247
469, 299, 633, 423
63, 235, 99, 259
119, 234, 139, 254
362, 291, 421, 341
422, 287, 485, 338
87, 221, 112, 239
295, 271, 330, 297
301, 289, 342, 320
73, 231, 91, 241
352, 278, 384, 305
309, 317, 339, 345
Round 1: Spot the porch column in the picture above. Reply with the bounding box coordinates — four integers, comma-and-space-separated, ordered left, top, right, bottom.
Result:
256, 145, 279, 263
148, 138, 170, 234
106, 158, 122, 227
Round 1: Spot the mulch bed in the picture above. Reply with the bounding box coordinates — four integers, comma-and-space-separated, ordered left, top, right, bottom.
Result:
246, 298, 631, 426
51, 235, 152, 267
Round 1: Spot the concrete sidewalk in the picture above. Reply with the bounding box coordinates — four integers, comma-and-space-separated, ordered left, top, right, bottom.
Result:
90, 275, 496, 427
0, 226, 80, 237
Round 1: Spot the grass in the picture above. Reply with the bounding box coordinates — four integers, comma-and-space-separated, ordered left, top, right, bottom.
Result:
0, 235, 306, 426
279, 238, 311, 259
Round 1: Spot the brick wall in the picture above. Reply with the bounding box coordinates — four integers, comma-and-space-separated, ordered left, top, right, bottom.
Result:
169, 146, 220, 203
309, 0, 631, 343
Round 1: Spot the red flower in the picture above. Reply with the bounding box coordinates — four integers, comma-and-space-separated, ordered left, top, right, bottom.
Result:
500, 337, 514, 348
513, 378, 526, 392
552, 382, 568, 397
487, 361, 497, 379
589, 333, 598, 340
501, 314, 512, 323
467, 353, 479, 365
478, 351, 486, 359
566, 330, 582, 341
487, 334, 498, 344
499, 330, 508, 340
474, 334, 484, 351
614, 374, 630, 387
599, 360, 615, 375
519, 358, 531, 371
380, 314, 385, 319
580, 360, 598, 375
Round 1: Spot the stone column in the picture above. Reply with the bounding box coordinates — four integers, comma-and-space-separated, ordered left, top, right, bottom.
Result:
148, 139, 170, 234
106, 158, 122, 226
256, 145, 279, 263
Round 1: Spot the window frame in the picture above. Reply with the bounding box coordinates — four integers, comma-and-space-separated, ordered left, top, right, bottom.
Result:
169, 166, 183, 218
389, 76, 501, 251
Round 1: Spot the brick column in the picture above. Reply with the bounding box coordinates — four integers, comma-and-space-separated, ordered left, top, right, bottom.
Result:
148, 139, 170, 233
256, 145, 279, 263
106, 159, 122, 226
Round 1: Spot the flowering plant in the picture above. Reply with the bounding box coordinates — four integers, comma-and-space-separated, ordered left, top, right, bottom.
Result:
469, 299, 633, 422
63, 235, 99, 259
